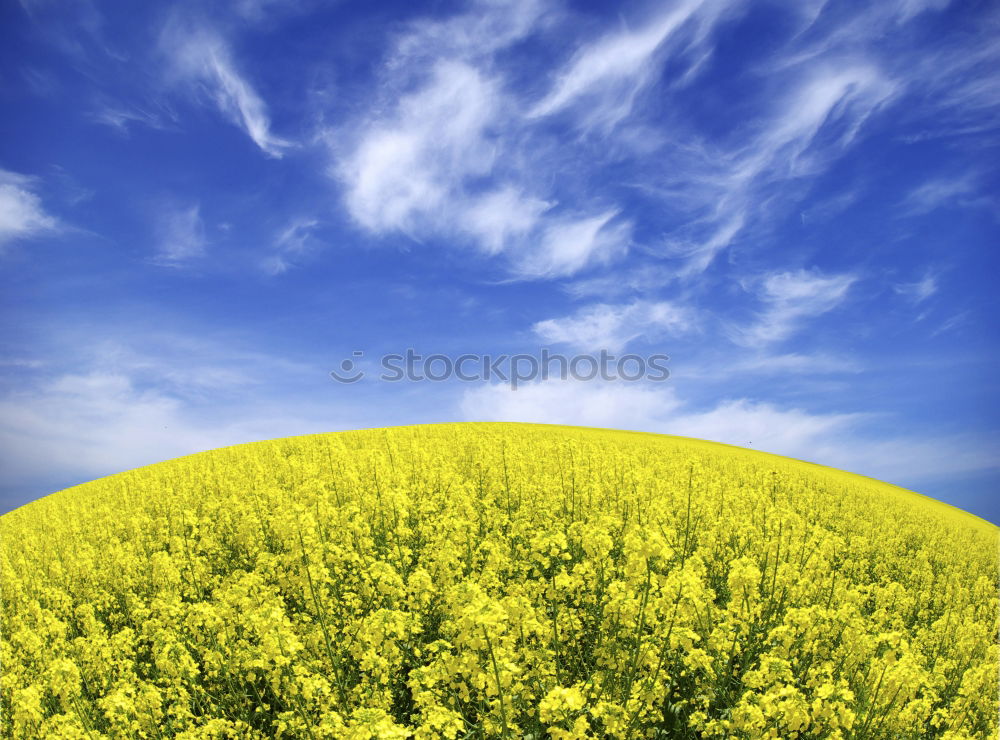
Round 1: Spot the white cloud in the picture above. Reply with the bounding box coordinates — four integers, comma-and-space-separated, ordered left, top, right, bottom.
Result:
0, 169, 58, 250
328, 0, 988, 288
534, 300, 694, 352
0, 371, 192, 481
88, 103, 173, 135
1, 360, 44, 371
462, 379, 680, 430
734, 269, 855, 346
893, 0, 951, 23
530, 0, 699, 125
900, 176, 984, 215
155, 204, 207, 265
792, 2, 996, 143
668, 397, 863, 452
563, 264, 675, 300
893, 272, 938, 304
762, 65, 895, 170
519, 211, 630, 279
799, 189, 859, 224
336, 54, 632, 278
0, 333, 335, 493
716, 352, 860, 376
339, 60, 499, 235
672, 211, 746, 277
233, 0, 313, 22
54, 333, 312, 400
529, 0, 738, 131
461, 380, 863, 461
0, 370, 334, 490
161, 21, 289, 157
795, 1, 998, 144
930, 310, 970, 337
461, 187, 552, 256
393, 0, 547, 62
664, 63, 896, 273
262, 217, 321, 275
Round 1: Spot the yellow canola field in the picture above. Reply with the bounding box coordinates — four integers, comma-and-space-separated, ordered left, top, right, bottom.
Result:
1, 422, 997, 739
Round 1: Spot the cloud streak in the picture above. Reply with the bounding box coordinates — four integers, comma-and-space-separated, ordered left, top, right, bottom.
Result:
154, 203, 207, 266
0, 169, 58, 251
894, 272, 938, 304
161, 20, 289, 157
334, 10, 635, 279
528, 0, 724, 131
328, 0, 989, 287
262, 217, 321, 275
534, 299, 694, 352
339, 60, 500, 236
734, 270, 856, 346
664, 63, 896, 274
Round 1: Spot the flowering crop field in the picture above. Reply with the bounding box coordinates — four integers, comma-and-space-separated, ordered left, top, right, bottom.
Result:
1, 423, 997, 739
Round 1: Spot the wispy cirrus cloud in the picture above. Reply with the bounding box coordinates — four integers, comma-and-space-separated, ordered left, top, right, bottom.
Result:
87, 101, 176, 135
894, 23, 1000, 144
333, 3, 634, 279
733, 270, 856, 346
722, 352, 860, 376
899, 175, 993, 216
562, 264, 675, 300
15, 0, 113, 65
892, 0, 951, 23
635, 1, 994, 278
338, 60, 500, 236
664, 62, 896, 274
459, 187, 552, 256
534, 299, 695, 352
262, 217, 321, 275
392, 0, 547, 62
893, 271, 938, 304
528, 0, 737, 132
232, 0, 317, 23
154, 203, 207, 266
330, 0, 991, 288
160, 19, 290, 157
0, 169, 59, 252
519, 211, 630, 279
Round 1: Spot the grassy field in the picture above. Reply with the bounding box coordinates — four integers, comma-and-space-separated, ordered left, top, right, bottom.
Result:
2, 423, 997, 738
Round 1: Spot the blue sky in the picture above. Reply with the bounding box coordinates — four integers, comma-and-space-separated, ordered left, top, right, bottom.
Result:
1, 0, 998, 522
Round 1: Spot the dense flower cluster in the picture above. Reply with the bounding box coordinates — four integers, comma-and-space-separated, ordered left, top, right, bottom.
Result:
1, 423, 997, 739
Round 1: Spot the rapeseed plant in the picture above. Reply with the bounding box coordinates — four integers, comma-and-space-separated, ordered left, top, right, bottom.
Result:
1, 422, 996, 738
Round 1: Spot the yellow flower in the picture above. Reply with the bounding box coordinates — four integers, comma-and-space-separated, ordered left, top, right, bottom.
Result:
0, 423, 995, 739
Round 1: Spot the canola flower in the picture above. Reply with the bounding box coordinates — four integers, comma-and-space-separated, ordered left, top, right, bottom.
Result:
1, 422, 997, 739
